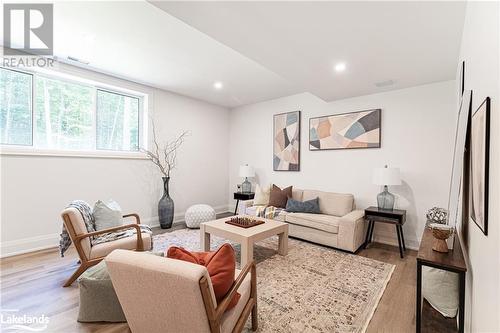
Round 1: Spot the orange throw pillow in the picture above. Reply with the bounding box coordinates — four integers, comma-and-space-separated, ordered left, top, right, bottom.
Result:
166, 243, 241, 311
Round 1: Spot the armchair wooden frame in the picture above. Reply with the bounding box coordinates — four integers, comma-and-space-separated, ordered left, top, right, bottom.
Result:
62, 213, 145, 287
199, 261, 258, 333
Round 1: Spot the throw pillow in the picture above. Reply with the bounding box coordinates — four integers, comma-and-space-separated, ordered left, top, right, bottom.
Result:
253, 184, 270, 206
166, 244, 241, 311
268, 184, 293, 208
285, 197, 321, 214
93, 200, 123, 231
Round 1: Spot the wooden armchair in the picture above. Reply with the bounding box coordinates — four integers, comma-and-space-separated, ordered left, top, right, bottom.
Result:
61, 207, 152, 287
106, 249, 258, 333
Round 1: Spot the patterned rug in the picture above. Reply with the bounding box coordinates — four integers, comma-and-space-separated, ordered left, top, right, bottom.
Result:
153, 229, 394, 333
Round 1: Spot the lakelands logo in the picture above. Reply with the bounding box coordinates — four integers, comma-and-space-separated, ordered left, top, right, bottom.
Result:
1, 309, 50, 332
2, 3, 55, 68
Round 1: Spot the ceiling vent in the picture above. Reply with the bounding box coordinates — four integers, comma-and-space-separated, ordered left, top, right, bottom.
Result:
375, 80, 395, 88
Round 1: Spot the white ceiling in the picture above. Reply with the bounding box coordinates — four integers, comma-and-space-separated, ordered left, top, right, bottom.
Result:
152, 1, 466, 104
1, 1, 466, 108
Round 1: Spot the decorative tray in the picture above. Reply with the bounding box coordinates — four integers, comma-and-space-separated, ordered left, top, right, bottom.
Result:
225, 216, 265, 228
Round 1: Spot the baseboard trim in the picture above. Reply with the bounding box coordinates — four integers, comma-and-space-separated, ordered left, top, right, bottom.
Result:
0, 204, 232, 258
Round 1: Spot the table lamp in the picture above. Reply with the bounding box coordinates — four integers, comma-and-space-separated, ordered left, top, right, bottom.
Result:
239, 164, 255, 193
373, 165, 401, 210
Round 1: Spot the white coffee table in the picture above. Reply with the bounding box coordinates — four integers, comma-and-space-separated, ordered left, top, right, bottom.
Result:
200, 216, 289, 267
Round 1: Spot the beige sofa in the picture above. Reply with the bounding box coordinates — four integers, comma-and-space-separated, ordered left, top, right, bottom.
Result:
239, 189, 366, 253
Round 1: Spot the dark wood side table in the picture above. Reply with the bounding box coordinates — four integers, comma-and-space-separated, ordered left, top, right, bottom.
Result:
416, 229, 466, 333
233, 192, 255, 215
364, 206, 407, 258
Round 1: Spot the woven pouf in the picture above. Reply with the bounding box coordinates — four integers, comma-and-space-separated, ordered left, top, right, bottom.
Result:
185, 204, 216, 228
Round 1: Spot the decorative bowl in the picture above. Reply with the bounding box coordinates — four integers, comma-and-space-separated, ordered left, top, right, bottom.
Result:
429, 223, 453, 253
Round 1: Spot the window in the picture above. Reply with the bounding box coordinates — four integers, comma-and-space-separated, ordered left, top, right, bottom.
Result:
97, 90, 139, 151
0, 67, 144, 155
35, 75, 94, 150
0, 69, 32, 145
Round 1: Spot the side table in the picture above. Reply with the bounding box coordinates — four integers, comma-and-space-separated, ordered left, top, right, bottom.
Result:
233, 192, 255, 215
364, 206, 407, 258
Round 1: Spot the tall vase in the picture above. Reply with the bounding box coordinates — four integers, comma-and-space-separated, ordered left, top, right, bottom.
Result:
158, 176, 174, 229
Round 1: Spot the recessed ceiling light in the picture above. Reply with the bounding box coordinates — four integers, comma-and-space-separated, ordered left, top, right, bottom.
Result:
213, 81, 223, 90
334, 62, 346, 72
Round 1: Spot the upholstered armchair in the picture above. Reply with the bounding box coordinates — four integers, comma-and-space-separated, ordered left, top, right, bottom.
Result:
105, 249, 258, 333
61, 206, 152, 287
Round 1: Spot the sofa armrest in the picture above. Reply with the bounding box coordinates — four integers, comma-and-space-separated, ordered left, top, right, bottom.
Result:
238, 200, 254, 215
337, 210, 366, 252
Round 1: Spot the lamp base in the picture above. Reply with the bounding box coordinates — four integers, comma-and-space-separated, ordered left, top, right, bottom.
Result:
377, 185, 395, 210
241, 178, 252, 193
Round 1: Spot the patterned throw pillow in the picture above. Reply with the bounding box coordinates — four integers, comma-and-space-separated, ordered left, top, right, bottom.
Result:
285, 197, 321, 214
268, 184, 293, 208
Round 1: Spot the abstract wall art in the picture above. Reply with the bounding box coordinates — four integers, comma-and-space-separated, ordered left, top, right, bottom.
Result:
273, 111, 300, 171
309, 109, 381, 150
470, 97, 490, 235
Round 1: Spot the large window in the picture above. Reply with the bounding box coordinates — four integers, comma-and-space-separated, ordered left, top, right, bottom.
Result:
0, 68, 144, 154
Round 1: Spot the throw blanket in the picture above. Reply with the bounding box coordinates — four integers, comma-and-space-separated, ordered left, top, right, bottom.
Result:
59, 200, 152, 257
254, 206, 286, 220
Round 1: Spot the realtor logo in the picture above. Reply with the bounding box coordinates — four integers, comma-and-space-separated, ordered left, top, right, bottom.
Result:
3, 3, 53, 56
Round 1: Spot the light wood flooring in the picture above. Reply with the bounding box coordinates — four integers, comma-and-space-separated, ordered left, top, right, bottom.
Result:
1, 219, 437, 333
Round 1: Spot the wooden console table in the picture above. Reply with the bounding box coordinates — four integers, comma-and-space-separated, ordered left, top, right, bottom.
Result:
416, 228, 467, 333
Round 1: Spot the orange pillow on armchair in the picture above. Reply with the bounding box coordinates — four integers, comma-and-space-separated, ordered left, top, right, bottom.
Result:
166, 243, 241, 311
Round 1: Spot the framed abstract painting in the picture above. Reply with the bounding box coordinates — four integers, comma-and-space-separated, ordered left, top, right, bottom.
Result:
273, 111, 300, 171
470, 97, 490, 235
309, 109, 381, 150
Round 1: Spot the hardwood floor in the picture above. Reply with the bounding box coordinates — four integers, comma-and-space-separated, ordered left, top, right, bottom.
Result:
1, 220, 435, 333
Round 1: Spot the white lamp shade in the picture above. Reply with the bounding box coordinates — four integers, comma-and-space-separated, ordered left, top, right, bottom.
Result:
239, 165, 255, 178
373, 167, 401, 186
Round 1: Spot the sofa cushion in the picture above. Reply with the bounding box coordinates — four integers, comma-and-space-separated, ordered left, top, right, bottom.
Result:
291, 189, 303, 201
285, 213, 339, 234
302, 190, 354, 217
285, 197, 321, 214
253, 184, 270, 206
268, 184, 292, 208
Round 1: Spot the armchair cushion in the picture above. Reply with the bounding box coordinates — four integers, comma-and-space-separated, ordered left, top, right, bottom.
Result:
90, 232, 152, 259
93, 200, 123, 231
167, 244, 240, 311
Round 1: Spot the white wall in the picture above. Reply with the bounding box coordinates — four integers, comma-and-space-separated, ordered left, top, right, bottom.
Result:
0, 63, 230, 257
457, 1, 500, 332
229, 81, 456, 249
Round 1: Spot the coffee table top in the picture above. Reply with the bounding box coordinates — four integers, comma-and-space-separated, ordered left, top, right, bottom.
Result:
201, 215, 287, 239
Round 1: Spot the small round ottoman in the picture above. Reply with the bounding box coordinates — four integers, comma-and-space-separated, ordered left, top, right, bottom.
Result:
185, 204, 216, 228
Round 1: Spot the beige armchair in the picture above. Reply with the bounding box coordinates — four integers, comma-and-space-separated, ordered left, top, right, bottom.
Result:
61, 207, 152, 287
105, 249, 258, 333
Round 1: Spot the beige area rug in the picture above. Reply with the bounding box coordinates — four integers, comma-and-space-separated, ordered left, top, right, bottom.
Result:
153, 229, 394, 333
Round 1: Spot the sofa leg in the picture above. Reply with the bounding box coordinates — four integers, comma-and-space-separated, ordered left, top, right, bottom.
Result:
63, 263, 88, 287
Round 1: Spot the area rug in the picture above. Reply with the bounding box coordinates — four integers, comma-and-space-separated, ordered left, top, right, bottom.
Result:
153, 229, 394, 333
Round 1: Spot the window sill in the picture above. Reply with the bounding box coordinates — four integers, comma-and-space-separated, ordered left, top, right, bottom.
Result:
0, 147, 149, 160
